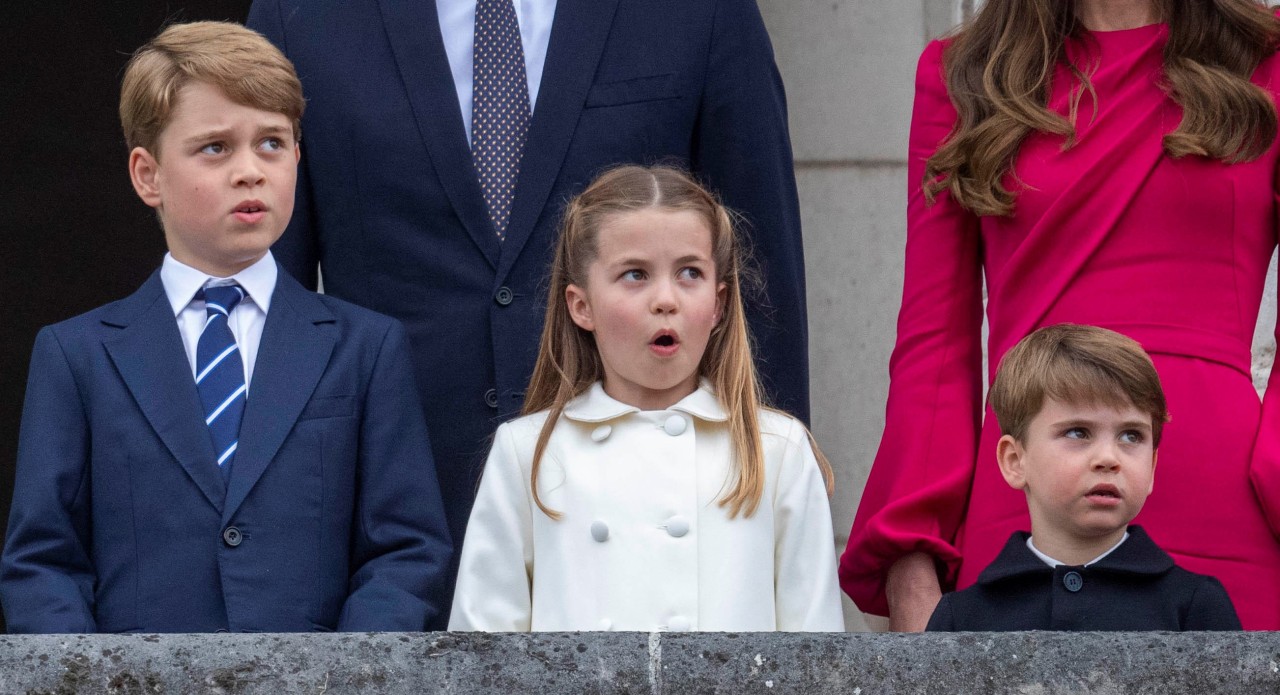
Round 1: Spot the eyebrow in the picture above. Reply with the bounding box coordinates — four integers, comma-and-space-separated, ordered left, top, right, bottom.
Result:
182, 124, 293, 145
1052, 418, 1152, 431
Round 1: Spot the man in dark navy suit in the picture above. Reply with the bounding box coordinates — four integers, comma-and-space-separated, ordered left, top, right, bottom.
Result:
247, 0, 810, 626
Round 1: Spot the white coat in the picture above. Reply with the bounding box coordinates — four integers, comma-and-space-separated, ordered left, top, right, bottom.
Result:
449, 381, 844, 632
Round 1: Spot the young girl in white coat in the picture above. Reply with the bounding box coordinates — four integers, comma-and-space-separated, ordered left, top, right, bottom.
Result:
449, 165, 844, 632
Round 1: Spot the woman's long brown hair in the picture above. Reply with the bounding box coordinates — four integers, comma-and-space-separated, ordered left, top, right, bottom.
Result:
925, 0, 1280, 216
523, 164, 833, 520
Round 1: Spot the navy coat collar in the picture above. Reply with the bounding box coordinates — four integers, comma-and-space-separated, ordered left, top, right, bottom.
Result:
978, 526, 1175, 585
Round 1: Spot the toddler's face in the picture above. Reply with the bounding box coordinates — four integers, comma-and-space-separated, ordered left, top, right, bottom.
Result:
128, 80, 299, 277
998, 397, 1156, 546
565, 208, 725, 410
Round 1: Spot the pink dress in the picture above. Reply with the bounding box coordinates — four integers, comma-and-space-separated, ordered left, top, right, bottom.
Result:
840, 24, 1280, 630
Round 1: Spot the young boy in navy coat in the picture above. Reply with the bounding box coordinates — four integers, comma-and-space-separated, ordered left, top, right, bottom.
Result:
927, 324, 1239, 631
0, 21, 451, 633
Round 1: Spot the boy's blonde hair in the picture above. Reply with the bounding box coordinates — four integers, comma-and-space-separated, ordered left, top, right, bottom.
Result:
989, 324, 1170, 446
524, 164, 832, 519
120, 21, 304, 153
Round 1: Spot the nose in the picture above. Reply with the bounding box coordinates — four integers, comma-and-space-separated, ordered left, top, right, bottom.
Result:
231, 151, 266, 187
1091, 441, 1121, 472
650, 277, 678, 314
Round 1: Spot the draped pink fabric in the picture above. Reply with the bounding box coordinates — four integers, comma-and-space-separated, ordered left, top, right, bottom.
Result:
840, 24, 1280, 630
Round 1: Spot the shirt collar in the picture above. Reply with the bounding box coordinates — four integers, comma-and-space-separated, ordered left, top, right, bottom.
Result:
978, 526, 1173, 585
562, 379, 729, 423
1027, 531, 1129, 568
160, 251, 277, 316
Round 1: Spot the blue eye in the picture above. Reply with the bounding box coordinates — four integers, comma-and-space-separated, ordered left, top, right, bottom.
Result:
621, 269, 646, 282
1064, 427, 1087, 439
200, 143, 226, 155
678, 267, 703, 281
1120, 430, 1145, 444
260, 137, 284, 152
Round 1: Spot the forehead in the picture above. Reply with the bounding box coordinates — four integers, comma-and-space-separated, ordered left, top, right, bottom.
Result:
162, 81, 292, 139
1034, 395, 1152, 425
594, 208, 712, 259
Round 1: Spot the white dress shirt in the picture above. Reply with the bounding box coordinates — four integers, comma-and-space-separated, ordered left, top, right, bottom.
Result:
160, 252, 277, 390
1027, 532, 1130, 568
436, 0, 558, 144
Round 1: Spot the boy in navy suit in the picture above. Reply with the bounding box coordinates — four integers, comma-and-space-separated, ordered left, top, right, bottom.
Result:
927, 324, 1239, 631
0, 21, 451, 633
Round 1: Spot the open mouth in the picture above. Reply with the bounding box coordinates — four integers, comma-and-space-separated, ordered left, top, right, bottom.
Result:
653, 335, 675, 347
1085, 484, 1121, 502
650, 331, 680, 355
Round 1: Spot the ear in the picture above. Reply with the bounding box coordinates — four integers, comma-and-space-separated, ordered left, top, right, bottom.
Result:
1148, 448, 1158, 494
128, 147, 163, 209
714, 281, 727, 325
996, 434, 1028, 491
294, 139, 302, 164
566, 283, 594, 332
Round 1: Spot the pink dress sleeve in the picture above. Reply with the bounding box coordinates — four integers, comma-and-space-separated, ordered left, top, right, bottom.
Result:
838, 40, 986, 616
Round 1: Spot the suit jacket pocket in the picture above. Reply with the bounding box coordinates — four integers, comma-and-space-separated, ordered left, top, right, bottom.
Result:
585, 73, 679, 108
298, 395, 355, 421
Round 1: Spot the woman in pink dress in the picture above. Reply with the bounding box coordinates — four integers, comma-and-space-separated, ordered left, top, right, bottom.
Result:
841, 0, 1280, 631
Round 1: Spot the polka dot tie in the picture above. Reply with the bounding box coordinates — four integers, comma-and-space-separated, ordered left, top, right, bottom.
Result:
471, 0, 530, 240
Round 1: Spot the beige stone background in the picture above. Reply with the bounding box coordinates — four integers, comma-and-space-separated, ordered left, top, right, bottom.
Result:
757, 0, 1280, 631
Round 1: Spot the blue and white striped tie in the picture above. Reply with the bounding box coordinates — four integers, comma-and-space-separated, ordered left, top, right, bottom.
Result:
195, 284, 247, 482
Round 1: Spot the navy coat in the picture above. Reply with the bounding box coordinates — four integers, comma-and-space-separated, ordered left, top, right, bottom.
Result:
926, 527, 1241, 632
245, 0, 811, 600
0, 269, 452, 633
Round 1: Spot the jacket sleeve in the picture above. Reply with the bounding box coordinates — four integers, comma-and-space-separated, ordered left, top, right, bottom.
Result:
838, 40, 986, 616
247, 0, 321, 290
771, 419, 845, 631
0, 328, 97, 633
693, 0, 809, 423
1184, 577, 1243, 631
338, 319, 453, 631
448, 422, 535, 631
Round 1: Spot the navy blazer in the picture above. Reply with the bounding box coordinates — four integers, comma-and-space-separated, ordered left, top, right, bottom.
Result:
926, 527, 1241, 632
246, 0, 810, 582
0, 268, 452, 633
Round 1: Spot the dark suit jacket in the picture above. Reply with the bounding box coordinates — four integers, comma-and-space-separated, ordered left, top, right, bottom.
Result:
245, 0, 810, 591
0, 268, 452, 633
926, 527, 1241, 632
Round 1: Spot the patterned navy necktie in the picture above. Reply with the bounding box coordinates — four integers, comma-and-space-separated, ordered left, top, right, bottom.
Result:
195, 284, 247, 482
471, 0, 530, 239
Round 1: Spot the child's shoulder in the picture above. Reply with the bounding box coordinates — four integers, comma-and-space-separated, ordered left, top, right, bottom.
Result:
757, 408, 811, 448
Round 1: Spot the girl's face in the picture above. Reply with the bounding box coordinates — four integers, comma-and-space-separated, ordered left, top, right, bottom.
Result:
566, 208, 726, 411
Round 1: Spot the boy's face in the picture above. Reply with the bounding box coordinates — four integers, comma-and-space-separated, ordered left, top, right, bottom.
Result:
128, 81, 299, 277
997, 396, 1156, 546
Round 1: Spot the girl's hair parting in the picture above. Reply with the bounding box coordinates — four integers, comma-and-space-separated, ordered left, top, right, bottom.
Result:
925, 0, 1280, 217
523, 164, 833, 519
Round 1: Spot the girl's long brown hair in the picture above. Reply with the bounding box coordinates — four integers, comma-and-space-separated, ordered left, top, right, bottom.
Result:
926, 0, 1280, 216
523, 164, 833, 519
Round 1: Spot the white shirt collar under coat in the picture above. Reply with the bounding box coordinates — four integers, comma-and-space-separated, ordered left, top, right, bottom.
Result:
562, 379, 729, 423
161, 251, 277, 316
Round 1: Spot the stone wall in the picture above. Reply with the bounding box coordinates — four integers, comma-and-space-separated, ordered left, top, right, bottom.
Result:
5, 631, 1279, 694
757, 0, 1280, 632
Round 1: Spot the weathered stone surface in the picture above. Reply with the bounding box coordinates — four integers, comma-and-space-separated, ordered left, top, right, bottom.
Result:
1, 631, 1278, 694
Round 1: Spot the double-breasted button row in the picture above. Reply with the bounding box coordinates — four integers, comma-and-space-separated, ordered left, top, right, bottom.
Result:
589, 515, 690, 542
589, 416, 688, 443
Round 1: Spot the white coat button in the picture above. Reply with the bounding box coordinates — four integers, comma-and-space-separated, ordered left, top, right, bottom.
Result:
591, 425, 612, 442
664, 515, 690, 538
668, 615, 691, 632
590, 520, 610, 542
599, 618, 613, 631
663, 415, 687, 436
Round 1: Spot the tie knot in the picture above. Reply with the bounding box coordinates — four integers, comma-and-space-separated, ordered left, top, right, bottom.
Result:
200, 284, 246, 317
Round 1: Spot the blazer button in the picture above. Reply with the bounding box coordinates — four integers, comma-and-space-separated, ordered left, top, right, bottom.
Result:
663, 515, 690, 538
663, 415, 687, 436
1063, 571, 1084, 592
484, 388, 499, 409
590, 520, 610, 542
494, 287, 514, 306
591, 425, 612, 442
222, 526, 243, 547
667, 615, 691, 632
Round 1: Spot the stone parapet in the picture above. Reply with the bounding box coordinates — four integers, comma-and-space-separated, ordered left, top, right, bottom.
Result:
3, 631, 1278, 694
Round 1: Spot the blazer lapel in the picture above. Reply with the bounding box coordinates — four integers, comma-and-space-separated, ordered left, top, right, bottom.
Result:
377, 0, 501, 269
496, 0, 620, 281
103, 272, 226, 511
223, 271, 336, 521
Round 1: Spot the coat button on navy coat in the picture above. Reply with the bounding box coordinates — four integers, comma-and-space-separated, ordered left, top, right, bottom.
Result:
222, 526, 243, 547
484, 388, 499, 409
1063, 571, 1084, 592
494, 287, 514, 306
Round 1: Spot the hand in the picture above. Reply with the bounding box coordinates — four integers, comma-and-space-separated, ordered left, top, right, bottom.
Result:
886, 552, 942, 632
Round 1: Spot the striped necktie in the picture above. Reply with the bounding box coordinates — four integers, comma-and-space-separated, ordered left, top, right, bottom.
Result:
471, 0, 530, 239
195, 284, 247, 482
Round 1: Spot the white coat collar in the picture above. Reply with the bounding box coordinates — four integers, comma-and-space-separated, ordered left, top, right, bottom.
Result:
562, 380, 729, 423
